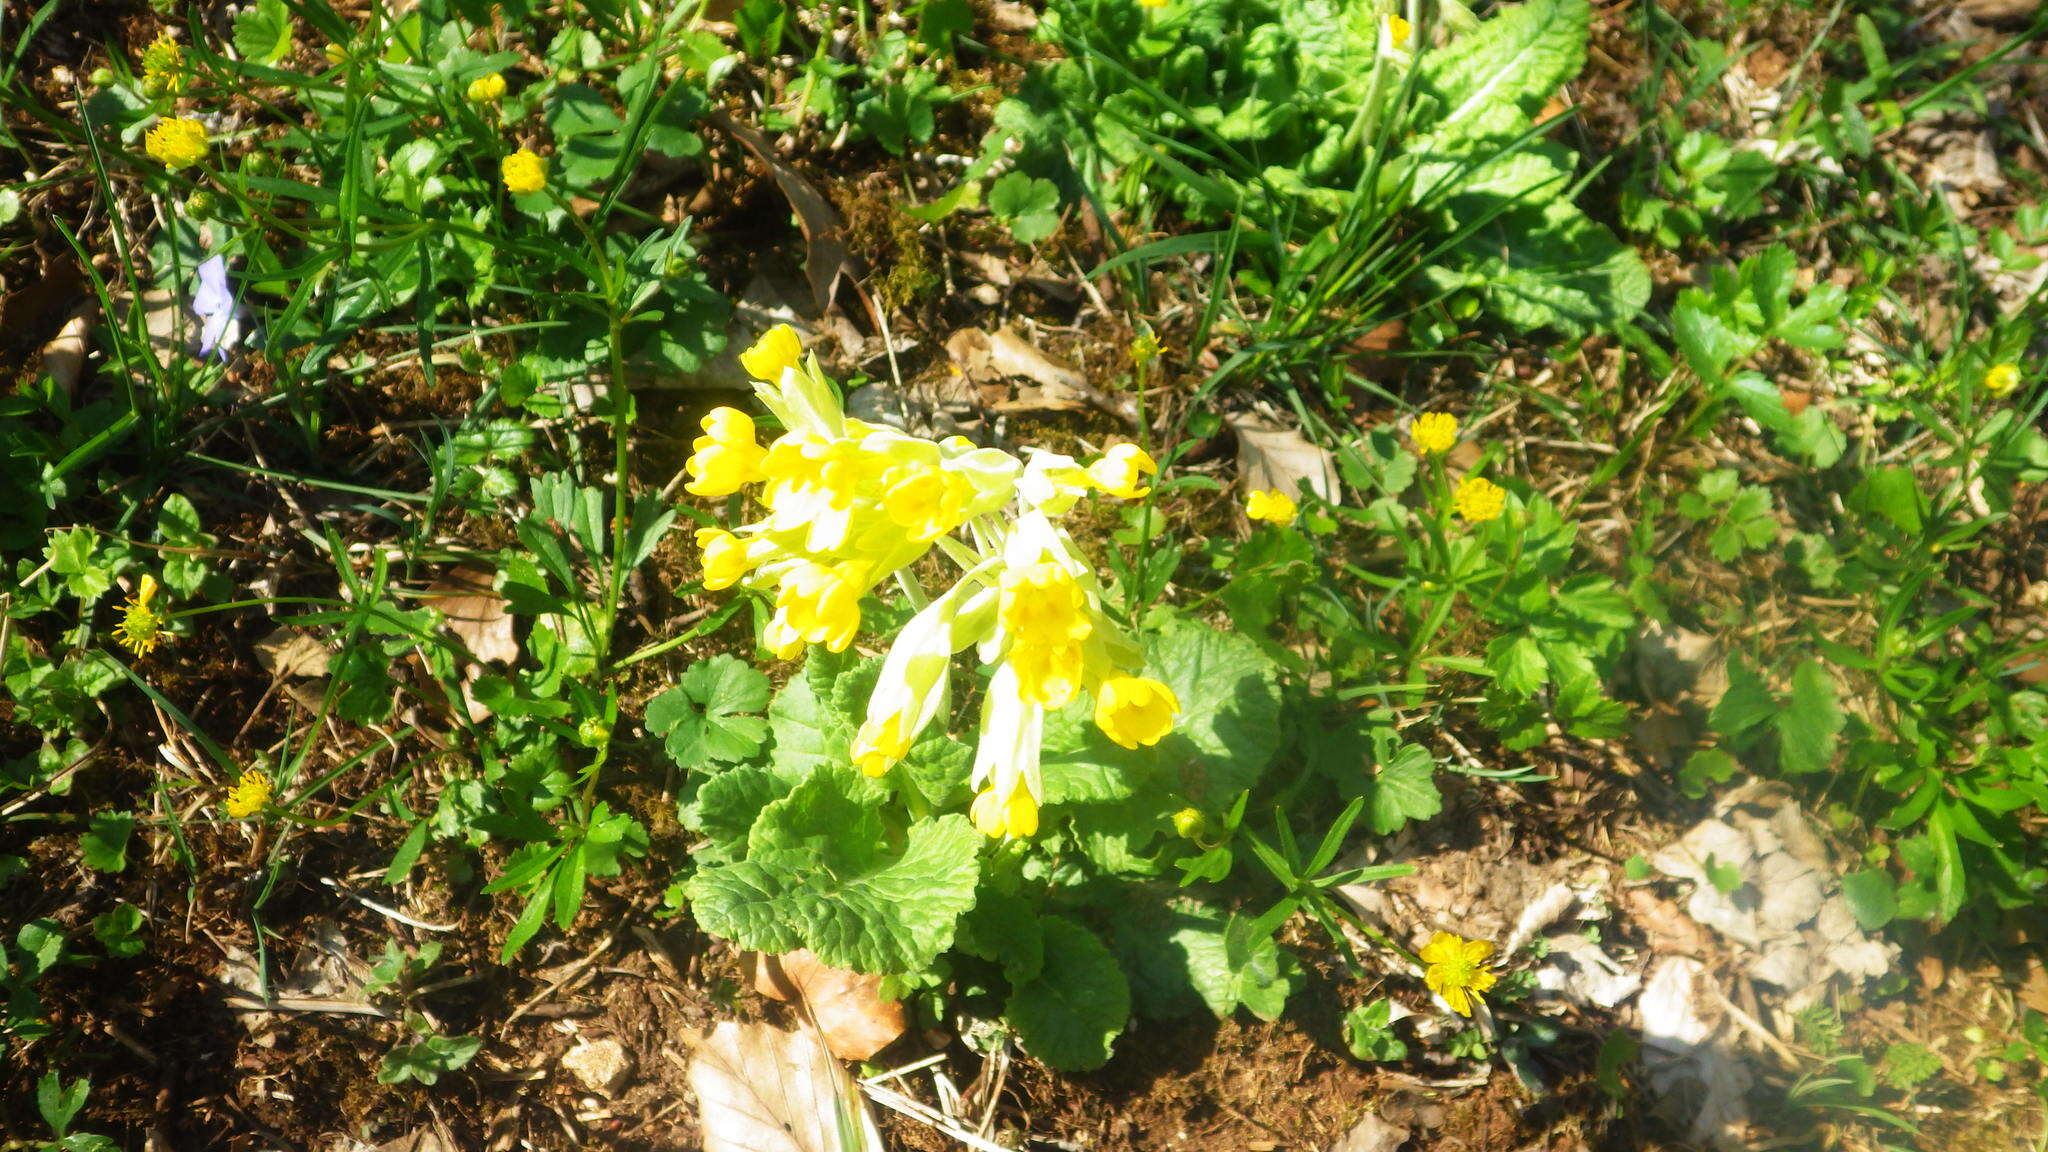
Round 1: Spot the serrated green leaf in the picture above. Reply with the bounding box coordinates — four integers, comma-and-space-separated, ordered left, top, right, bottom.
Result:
647, 655, 772, 767
80, 812, 133, 873
232, 0, 294, 65
1775, 660, 1842, 776
688, 767, 792, 848
1418, 0, 1591, 147
1006, 917, 1129, 1070
1365, 734, 1441, 835
689, 814, 981, 974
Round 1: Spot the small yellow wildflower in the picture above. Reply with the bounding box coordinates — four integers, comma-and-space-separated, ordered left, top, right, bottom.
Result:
114, 575, 167, 657
224, 770, 273, 819
695, 527, 758, 590
739, 324, 804, 383
1420, 931, 1498, 1017
144, 117, 208, 170
1087, 443, 1157, 500
684, 406, 768, 497
1386, 14, 1413, 49
1984, 362, 2021, 398
1130, 332, 1161, 366
324, 42, 348, 66
466, 71, 508, 103
1138, 0, 1168, 8
1411, 411, 1458, 456
970, 780, 1039, 839
1095, 676, 1180, 750
1453, 476, 1505, 523
1245, 488, 1298, 526
501, 148, 546, 195
140, 33, 185, 97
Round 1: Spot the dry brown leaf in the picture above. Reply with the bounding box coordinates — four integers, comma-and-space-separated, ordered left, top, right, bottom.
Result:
711, 110, 865, 316
1326, 1112, 1407, 1152
40, 303, 97, 396
688, 1021, 882, 1152
254, 626, 332, 678
1225, 411, 1338, 502
428, 566, 519, 666
944, 326, 1134, 422
753, 949, 907, 1062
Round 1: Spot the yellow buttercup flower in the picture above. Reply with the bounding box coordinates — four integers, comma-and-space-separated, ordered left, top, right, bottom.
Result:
971, 780, 1039, 839
1453, 476, 1505, 523
144, 117, 208, 170
501, 148, 546, 195
1094, 676, 1179, 750
140, 33, 185, 97
1411, 411, 1458, 456
684, 407, 768, 497
466, 72, 507, 103
224, 770, 274, 819
114, 575, 167, 657
1245, 488, 1298, 526
1420, 931, 1497, 1017
740, 324, 805, 383
1984, 362, 2021, 397
1129, 333, 1161, 366
1087, 443, 1157, 500
1386, 14, 1413, 49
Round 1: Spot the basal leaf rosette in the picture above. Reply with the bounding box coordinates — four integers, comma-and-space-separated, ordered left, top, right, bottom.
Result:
685, 326, 1179, 841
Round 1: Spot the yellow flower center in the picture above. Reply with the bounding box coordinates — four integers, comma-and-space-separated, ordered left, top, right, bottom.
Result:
501, 149, 547, 195
224, 770, 274, 819
144, 118, 208, 170
1419, 931, 1498, 1017
1411, 411, 1458, 456
115, 575, 167, 657
883, 466, 969, 542
1453, 476, 1506, 523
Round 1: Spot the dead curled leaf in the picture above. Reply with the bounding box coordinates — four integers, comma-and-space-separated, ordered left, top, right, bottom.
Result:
40, 303, 97, 396
688, 1021, 882, 1152
427, 566, 519, 666
943, 325, 1136, 423
753, 949, 907, 1062
710, 110, 865, 317
1224, 410, 1338, 502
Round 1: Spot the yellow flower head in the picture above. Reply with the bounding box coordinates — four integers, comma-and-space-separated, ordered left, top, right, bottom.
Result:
1984, 362, 2021, 398
1420, 931, 1497, 1017
1094, 675, 1179, 750
1087, 443, 1157, 500
501, 148, 546, 195
970, 780, 1039, 839
1129, 332, 1161, 366
740, 324, 805, 383
883, 465, 971, 542
224, 769, 274, 819
1000, 559, 1095, 706
115, 575, 167, 656
1386, 14, 1413, 49
695, 527, 758, 590
1411, 411, 1458, 456
773, 560, 869, 653
466, 71, 508, 104
684, 406, 768, 497
140, 33, 185, 97
1453, 476, 1506, 523
1245, 488, 1298, 526
144, 117, 208, 170
851, 713, 912, 778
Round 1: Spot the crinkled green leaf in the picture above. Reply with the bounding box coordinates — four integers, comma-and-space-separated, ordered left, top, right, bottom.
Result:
1006, 917, 1129, 1070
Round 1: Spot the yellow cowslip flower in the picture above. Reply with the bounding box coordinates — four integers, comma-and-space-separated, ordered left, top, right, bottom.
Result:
882, 465, 971, 543
696, 527, 759, 590
1086, 443, 1157, 500
1420, 931, 1497, 1017
851, 713, 912, 778
144, 117, 208, 170
140, 33, 184, 97
1000, 559, 1094, 707
501, 148, 546, 195
1984, 363, 2021, 397
1386, 14, 1413, 49
849, 574, 995, 778
740, 324, 804, 383
114, 575, 167, 657
971, 780, 1039, 839
773, 559, 869, 653
1453, 476, 1506, 523
1245, 488, 1298, 526
466, 72, 507, 103
685, 407, 768, 497
1411, 411, 1458, 456
1094, 675, 1179, 750
224, 770, 274, 819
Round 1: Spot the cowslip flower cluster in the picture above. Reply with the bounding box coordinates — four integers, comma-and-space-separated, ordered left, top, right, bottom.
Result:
689, 326, 1181, 839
